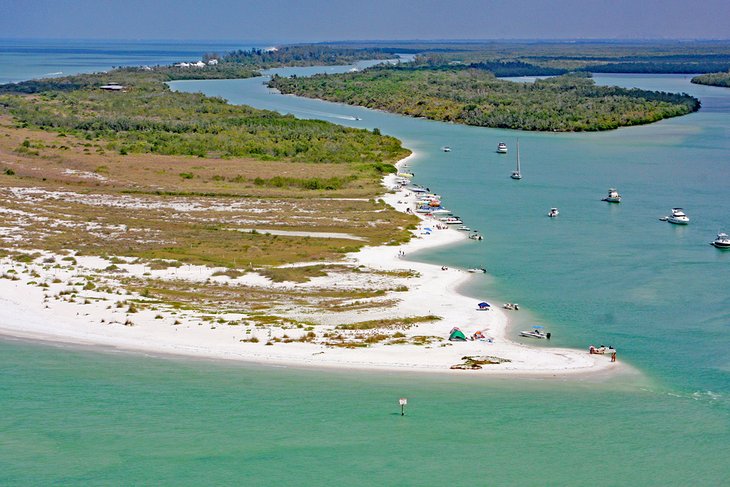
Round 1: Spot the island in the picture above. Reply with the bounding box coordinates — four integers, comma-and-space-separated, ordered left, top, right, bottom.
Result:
0, 46, 628, 374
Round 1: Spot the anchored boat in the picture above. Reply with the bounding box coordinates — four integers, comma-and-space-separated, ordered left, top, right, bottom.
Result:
511, 140, 522, 180
666, 208, 690, 225
711, 232, 730, 249
602, 188, 621, 203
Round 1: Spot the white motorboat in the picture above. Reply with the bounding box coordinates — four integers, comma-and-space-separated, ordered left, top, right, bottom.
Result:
442, 146, 451, 152
547, 208, 559, 218
520, 327, 550, 339
497, 142, 508, 154
510, 140, 522, 180
469, 233, 483, 241
667, 208, 690, 225
602, 188, 621, 203
503, 303, 520, 310
430, 208, 452, 215
457, 226, 472, 231
467, 268, 487, 273
440, 217, 464, 224
710, 232, 730, 249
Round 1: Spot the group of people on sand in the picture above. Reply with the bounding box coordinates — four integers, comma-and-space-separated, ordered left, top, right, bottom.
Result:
589, 345, 617, 362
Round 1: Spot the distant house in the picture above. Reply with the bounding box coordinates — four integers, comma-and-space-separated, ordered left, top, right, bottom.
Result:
175, 62, 190, 68
100, 83, 124, 91
207, 59, 219, 65
193, 61, 206, 68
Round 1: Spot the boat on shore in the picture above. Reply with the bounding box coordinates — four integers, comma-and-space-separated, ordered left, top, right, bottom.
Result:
497, 142, 508, 154
467, 268, 487, 273
602, 188, 621, 203
511, 140, 522, 180
469, 233, 483, 241
710, 232, 730, 249
503, 303, 520, 310
548, 208, 559, 218
520, 326, 550, 339
440, 216, 464, 224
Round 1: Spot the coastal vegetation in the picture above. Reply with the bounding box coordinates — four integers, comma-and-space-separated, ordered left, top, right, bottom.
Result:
0, 47, 421, 339
691, 71, 730, 88
269, 66, 700, 132
219, 45, 393, 66
326, 40, 730, 74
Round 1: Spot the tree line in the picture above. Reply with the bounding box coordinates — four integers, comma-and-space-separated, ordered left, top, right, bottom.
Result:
269, 67, 700, 132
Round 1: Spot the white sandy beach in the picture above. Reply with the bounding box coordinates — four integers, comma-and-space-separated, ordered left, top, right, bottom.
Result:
0, 152, 622, 376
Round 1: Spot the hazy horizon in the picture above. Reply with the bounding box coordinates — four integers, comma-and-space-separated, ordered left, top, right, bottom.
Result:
2, 0, 729, 42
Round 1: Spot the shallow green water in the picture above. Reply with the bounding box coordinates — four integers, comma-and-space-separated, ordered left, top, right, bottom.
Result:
0, 44, 728, 484
1, 338, 726, 485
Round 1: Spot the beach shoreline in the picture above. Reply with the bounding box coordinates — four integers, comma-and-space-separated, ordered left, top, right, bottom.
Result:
0, 149, 625, 378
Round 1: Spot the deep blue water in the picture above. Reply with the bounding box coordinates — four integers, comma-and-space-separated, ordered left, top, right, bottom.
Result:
0, 38, 265, 84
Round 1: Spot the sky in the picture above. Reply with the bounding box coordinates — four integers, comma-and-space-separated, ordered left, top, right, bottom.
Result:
1, 0, 729, 42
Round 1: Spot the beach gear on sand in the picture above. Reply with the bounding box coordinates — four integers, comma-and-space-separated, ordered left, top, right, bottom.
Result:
449, 328, 467, 341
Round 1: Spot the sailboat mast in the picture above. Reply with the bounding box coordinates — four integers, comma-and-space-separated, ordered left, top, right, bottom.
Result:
516, 140, 520, 173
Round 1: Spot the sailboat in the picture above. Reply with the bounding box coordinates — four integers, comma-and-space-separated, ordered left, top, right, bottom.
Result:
510, 140, 522, 180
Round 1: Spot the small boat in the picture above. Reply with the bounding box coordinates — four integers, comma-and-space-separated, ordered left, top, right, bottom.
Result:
667, 208, 690, 225
547, 208, 559, 218
440, 217, 464, 224
457, 226, 472, 231
430, 208, 452, 215
467, 268, 487, 273
520, 326, 550, 339
602, 188, 621, 203
510, 140, 522, 180
469, 233, 483, 241
710, 232, 730, 249
503, 303, 520, 310
496, 142, 508, 154
442, 146, 451, 152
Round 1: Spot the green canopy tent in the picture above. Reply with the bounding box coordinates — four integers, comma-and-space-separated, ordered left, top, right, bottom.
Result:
448, 328, 467, 341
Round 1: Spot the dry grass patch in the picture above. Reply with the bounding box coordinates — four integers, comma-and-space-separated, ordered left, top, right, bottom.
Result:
336, 315, 442, 330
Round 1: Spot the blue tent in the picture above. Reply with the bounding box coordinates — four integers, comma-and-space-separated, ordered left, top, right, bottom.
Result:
477, 302, 491, 309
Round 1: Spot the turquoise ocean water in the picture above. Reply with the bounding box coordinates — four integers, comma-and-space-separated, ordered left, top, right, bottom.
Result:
1, 40, 728, 485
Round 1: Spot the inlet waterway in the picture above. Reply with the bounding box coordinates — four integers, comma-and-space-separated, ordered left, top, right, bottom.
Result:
0, 43, 727, 484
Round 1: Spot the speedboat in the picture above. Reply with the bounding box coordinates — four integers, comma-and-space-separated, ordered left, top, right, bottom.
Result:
602, 188, 621, 203
430, 208, 452, 215
469, 233, 483, 241
547, 208, 559, 218
667, 208, 689, 225
457, 226, 472, 231
496, 142, 508, 154
467, 268, 487, 273
710, 232, 730, 249
442, 146, 451, 152
503, 303, 520, 310
520, 327, 550, 339
440, 216, 463, 224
